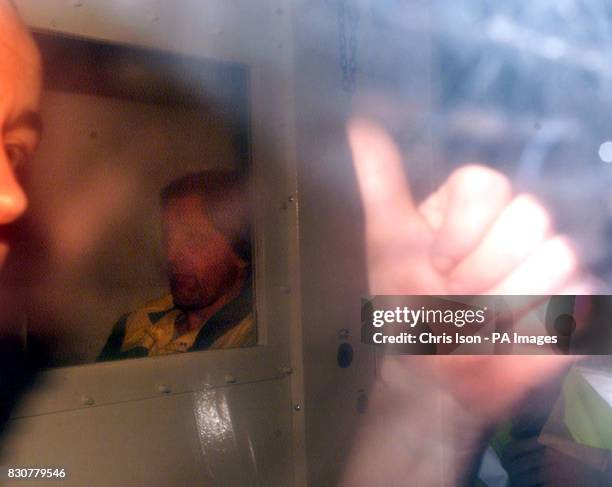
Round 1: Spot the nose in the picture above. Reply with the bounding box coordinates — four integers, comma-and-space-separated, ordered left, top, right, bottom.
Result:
0, 150, 28, 224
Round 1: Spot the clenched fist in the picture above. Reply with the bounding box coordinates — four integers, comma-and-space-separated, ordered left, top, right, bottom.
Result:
349, 117, 578, 297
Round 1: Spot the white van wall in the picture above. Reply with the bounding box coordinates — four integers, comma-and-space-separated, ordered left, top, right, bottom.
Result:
292, 1, 433, 485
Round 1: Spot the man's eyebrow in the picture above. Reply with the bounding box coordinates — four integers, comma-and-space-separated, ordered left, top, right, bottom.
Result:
5, 110, 43, 136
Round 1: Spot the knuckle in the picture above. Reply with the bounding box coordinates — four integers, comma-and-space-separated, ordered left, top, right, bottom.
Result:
448, 164, 512, 201
512, 194, 551, 232
454, 164, 511, 193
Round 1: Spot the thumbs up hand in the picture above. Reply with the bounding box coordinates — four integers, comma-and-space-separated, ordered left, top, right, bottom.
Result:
348, 117, 578, 297
348, 117, 583, 422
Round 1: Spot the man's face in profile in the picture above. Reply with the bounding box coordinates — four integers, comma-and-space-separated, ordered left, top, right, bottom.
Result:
0, 3, 42, 267
162, 193, 243, 310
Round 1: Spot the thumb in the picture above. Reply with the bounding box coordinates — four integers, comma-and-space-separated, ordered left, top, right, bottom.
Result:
347, 118, 417, 240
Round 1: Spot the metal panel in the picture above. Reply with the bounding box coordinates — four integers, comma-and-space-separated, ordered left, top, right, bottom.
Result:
291, 1, 432, 485
13, 346, 287, 418
2, 378, 293, 487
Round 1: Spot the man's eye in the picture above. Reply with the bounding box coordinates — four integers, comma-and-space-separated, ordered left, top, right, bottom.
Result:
5, 144, 29, 170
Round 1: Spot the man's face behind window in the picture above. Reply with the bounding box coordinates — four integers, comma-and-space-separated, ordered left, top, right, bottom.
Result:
0, 3, 42, 268
162, 194, 243, 310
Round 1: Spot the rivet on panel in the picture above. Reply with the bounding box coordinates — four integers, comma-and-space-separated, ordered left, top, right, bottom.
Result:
280, 366, 293, 375
224, 374, 237, 384
293, 403, 302, 411
157, 384, 171, 394
288, 195, 295, 203
338, 328, 350, 340
81, 395, 94, 406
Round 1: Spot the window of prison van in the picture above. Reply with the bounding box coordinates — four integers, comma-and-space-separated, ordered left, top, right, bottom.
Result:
13, 33, 256, 366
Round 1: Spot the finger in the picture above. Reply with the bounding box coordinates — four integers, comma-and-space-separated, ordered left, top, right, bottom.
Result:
428, 165, 512, 273
347, 118, 418, 241
447, 194, 551, 293
489, 236, 577, 295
